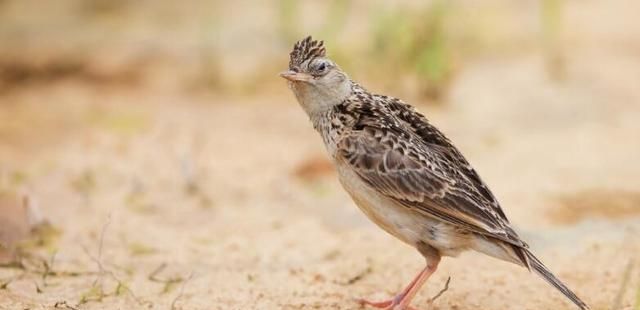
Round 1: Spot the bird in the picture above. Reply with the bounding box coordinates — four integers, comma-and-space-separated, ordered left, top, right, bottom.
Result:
280, 36, 589, 310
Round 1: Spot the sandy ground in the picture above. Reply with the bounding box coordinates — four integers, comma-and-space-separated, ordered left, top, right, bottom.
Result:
1, 0, 640, 308
0, 49, 640, 310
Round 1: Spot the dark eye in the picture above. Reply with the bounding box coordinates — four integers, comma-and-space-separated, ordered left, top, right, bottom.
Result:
317, 62, 327, 72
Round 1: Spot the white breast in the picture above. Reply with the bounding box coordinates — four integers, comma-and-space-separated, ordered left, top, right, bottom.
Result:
335, 162, 428, 246
335, 161, 472, 257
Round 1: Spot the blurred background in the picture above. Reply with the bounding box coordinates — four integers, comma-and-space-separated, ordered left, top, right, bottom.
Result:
0, 0, 639, 309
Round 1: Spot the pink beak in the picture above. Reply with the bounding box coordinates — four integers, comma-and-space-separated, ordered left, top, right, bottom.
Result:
280, 70, 312, 82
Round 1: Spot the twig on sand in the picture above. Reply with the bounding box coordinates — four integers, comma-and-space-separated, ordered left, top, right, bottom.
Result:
611, 259, 634, 310
428, 276, 451, 304
15, 252, 93, 277
94, 215, 112, 288
54, 301, 79, 310
337, 265, 373, 286
1, 252, 94, 295
148, 263, 170, 282
148, 262, 188, 294
80, 215, 147, 306
347, 266, 373, 285
41, 251, 57, 287
633, 259, 640, 310
170, 271, 194, 310
0, 278, 11, 289
0, 267, 27, 290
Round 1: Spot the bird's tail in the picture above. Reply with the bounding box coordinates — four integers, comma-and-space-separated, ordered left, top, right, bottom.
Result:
522, 248, 590, 310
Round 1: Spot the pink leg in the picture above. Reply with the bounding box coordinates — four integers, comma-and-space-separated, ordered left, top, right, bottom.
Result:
357, 256, 440, 310
357, 267, 428, 308
396, 256, 440, 309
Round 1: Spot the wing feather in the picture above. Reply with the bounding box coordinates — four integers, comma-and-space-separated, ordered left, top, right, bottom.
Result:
336, 100, 526, 248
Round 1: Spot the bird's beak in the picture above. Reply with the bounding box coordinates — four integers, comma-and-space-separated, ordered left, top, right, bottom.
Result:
279, 70, 311, 82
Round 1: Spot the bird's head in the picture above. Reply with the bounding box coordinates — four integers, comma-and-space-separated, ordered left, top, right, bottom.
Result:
281, 36, 352, 118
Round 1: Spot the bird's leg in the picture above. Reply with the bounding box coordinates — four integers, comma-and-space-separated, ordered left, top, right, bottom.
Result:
357, 266, 429, 308
358, 257, 440, 309
395, 256, 440, 309
358, 243, 441, 310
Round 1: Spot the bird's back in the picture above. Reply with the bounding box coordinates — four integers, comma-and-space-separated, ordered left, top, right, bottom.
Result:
323, 83, 523, 245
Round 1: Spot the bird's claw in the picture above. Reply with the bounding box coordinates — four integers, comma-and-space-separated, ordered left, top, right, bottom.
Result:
356, 297, 419, 310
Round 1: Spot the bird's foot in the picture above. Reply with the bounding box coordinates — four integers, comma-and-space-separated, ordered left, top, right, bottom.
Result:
356, 295, 418, 310
356, 297, 393, 308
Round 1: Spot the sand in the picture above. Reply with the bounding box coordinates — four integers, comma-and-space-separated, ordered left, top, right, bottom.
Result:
1, 1, 640, 308
0, 63, 639, 310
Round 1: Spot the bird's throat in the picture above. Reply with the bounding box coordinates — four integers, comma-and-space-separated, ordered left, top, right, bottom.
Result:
292, 80, 352, 122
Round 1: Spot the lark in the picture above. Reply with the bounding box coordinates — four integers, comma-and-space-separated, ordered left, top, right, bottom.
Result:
281, 36, 589, 310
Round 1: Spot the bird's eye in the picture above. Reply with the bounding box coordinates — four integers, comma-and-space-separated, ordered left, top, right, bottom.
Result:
317, 62, 327, 72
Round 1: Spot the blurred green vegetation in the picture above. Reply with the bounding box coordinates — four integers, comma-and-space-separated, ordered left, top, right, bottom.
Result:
541, 0, 566, 80
371, 0, 452, 101
193, 3, 223, 91
78, 0, 132, 18
0, 0, 566, 101
277, 0, 299, 45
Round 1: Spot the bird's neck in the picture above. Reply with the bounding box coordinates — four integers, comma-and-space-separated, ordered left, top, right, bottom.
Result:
312, 110, 341, 158
292, 79, 353, 124
311, 91, 360, 158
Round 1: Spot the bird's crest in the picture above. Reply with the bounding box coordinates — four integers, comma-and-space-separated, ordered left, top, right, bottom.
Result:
289, 36, 326, 70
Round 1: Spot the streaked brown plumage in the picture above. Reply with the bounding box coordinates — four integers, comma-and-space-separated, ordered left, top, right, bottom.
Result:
281, 36, 589, 310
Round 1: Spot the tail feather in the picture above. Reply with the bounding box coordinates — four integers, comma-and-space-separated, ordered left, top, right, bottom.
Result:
523, 249, 590, 310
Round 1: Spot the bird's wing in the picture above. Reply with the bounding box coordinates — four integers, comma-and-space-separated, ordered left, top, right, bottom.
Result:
336, 105, 526, 247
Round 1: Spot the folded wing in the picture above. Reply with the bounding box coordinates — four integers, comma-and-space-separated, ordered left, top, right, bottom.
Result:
336, 102, 527, 249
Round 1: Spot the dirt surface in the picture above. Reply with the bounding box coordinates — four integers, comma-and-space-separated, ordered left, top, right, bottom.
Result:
0, 59, 639, 310
1, 1, 640, 309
